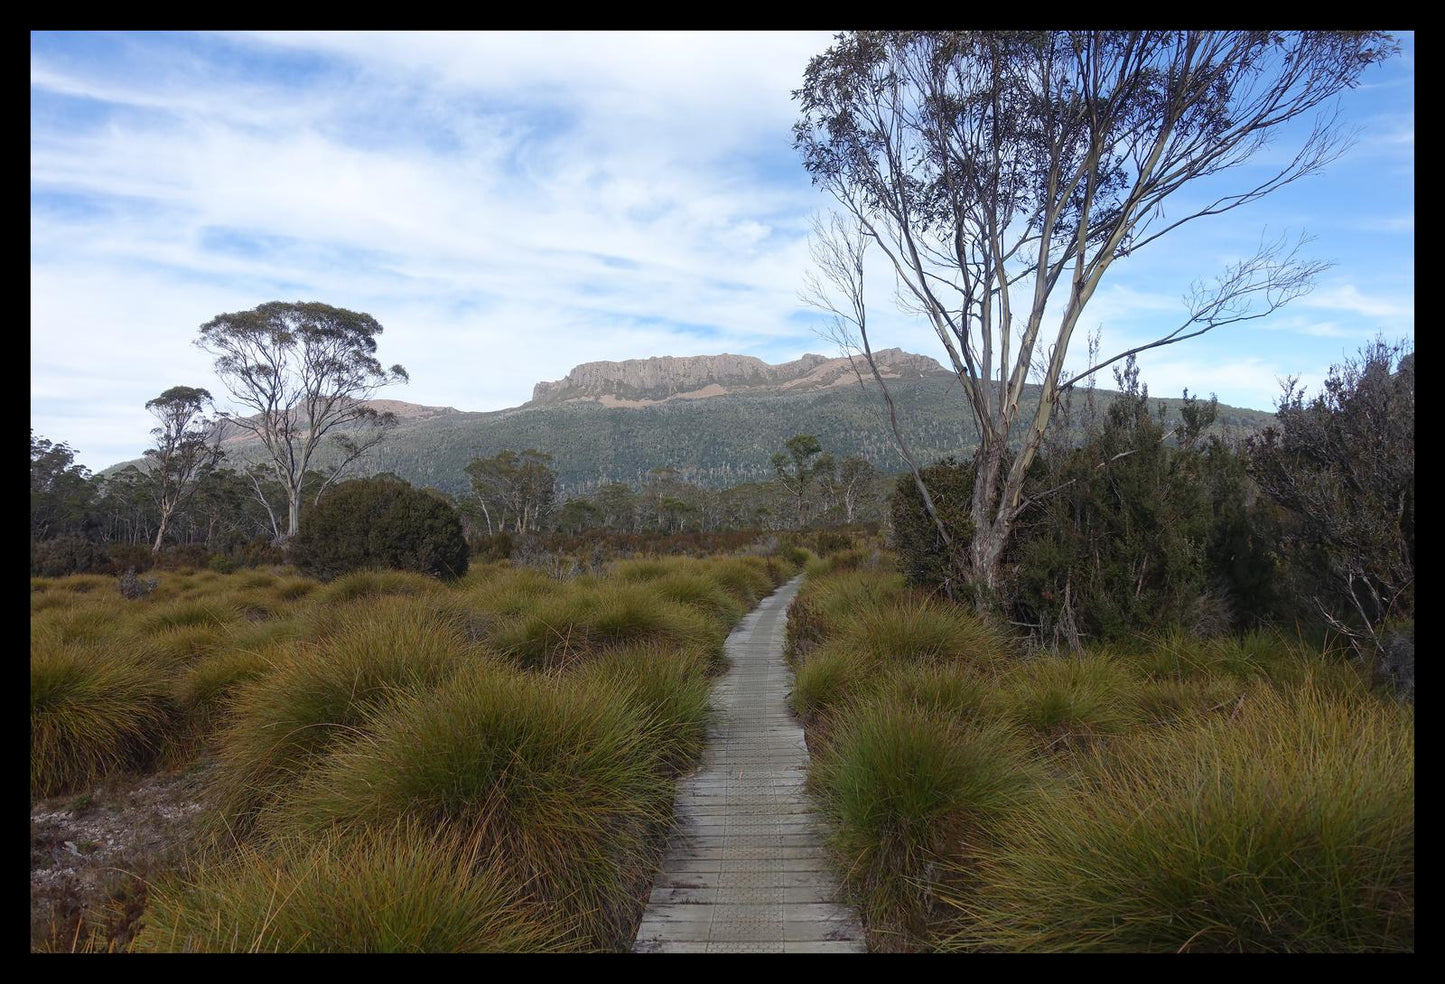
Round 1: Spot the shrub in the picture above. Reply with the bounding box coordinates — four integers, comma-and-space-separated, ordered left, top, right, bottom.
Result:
291, 477, 468, 581
155, 543, 214, 572
118, 568, 159, 600
31, 537, 111, 578
1248, 338, 1413, 671
470, 531, 516, 563
107, 542, 156, 574
889, 458, 975, 594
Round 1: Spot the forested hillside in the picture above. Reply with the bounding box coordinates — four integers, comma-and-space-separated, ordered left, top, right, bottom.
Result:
101, 367, 1275, 497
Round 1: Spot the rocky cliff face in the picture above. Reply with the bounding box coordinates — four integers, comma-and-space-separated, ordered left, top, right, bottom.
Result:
529, 348, 945, 406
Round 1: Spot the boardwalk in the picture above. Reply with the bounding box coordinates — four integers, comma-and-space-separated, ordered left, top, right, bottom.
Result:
633, 574, 866, 953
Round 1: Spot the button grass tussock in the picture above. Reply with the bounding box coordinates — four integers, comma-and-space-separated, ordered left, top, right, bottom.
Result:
31, 548, 809, 950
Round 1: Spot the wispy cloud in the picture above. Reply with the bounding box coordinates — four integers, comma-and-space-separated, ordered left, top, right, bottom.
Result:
1298, 284, 1413, 321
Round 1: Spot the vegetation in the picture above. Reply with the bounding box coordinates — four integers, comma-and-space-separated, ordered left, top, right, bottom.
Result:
142, 386, 224, 554
196, 300, 409, 540
787, 559, 1414, 953
796, 29, 1398, 598
29, 538, 807, 952
1248, 338, 1414, 696
138, 821, 566, 952
290, 476, 469, 581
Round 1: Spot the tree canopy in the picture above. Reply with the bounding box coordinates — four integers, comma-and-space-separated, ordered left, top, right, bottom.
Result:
143, 385, 223, 553
196, 301, 408, 541
796, 30, 1398, 601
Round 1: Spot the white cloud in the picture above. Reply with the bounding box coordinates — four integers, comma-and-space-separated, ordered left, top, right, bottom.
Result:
1298, 284, 1412, 321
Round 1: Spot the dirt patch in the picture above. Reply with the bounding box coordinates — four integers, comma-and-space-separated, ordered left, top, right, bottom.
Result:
30, 760, 215, 951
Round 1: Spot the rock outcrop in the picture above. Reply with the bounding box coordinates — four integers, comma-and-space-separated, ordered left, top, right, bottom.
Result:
529, 348, 945, 406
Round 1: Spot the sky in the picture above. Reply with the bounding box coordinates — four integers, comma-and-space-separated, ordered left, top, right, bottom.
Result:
32, 31, 1414, 473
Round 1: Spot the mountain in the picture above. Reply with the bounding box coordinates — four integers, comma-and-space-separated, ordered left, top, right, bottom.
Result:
529, 349, 943, 406
102, 351, 1276, 498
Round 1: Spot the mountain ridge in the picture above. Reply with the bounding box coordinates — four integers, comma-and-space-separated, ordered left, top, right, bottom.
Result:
99, 349, 1277, 498
528, 348, 945, 406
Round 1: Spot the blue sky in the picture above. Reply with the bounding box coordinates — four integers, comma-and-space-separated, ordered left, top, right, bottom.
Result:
32, 31, 1413, 472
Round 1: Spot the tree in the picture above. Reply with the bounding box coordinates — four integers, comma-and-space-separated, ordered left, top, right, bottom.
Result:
796, 30, 1397, 602
30, 432, 95, 541
143, 386, 224, 553
772, 434, 824, 527
554, 497, 604, 535
593, 482, 639, 531
836, 455, 878, 524
464, 449, 557, 534
195, 301, 408, 542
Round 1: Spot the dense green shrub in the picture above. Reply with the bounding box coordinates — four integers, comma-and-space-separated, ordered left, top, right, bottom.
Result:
291, 477, 468, 581
31, 536, 111, 578
1248, 339, 1414, 695
155, 543, 214, 572
890, 458, 975, 593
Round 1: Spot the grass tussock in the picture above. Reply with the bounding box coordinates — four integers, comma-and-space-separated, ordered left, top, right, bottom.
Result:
139, 600, 239, 635
790, 640, 878, 726
466, 566, 559, 619
149, 624, 226, 665
882, 662, 995, 726
312, 568, 442, 606
838, 596, 1014, 667
33, 597, 137, 645
810, 695, 1040, 948
707, 556, 778, 604
207, 598, 475, 836
31, 627, 171, 797
276, 663, 673, 949
941, 683, 1414, 952
491, 582, 721, 671
576, 641, 713, 772
57, 574, 113, 594
270, 577, 316, 603
136, 820, 569, 952
648, 571, 747, 627
172, 647, 278, 744
997, 654, 1143, 751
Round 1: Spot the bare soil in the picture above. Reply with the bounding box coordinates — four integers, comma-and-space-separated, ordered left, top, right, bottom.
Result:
30, 758, 214, 951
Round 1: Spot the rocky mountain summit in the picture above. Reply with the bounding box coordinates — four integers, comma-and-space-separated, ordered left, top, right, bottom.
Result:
529, 348, 946, 406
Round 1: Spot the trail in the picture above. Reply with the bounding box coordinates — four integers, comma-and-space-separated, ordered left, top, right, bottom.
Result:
632, 574, 866, 953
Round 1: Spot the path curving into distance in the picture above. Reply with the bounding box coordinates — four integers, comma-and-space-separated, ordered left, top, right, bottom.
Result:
632, 574, 866, 953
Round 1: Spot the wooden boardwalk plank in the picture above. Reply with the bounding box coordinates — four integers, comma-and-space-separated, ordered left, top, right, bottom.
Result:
632, 574, 866, 954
